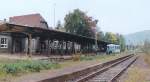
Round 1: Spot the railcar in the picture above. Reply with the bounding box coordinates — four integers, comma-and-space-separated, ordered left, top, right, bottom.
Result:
106, 44, 120, 54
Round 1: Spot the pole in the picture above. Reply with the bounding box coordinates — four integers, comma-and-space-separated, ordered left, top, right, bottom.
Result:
53, 3, 56, 28
28, 34, 32, 57
95, 31, 98, 54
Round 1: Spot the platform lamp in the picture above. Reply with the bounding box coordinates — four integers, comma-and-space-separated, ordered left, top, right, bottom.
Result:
94, 20, 99, 55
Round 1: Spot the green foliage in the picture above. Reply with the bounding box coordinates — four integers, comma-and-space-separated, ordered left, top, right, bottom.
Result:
104, 32, 117, 43
119, 35, 126, 51
64, 9, 97, 38
3, 64, 21, 74
0, 60, 60, 76
115, 34, 126, 51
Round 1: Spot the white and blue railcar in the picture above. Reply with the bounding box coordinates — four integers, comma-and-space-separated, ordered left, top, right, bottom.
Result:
106, 44, 120, 54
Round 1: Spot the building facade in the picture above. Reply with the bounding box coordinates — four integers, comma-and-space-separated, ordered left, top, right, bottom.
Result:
0, 14, 108, 56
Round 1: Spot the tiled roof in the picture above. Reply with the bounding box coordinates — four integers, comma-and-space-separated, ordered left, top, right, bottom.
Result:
9, 13, 49, 29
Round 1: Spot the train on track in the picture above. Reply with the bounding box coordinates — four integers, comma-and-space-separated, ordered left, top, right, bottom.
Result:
106, 44, 120, 54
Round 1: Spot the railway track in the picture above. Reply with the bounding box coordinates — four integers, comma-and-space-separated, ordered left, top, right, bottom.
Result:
86, 56, 137, 82
38, 54, 137, 82
67, 55, 137, 82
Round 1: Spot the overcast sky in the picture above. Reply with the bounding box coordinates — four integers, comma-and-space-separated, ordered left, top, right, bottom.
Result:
0, 0, 150, 35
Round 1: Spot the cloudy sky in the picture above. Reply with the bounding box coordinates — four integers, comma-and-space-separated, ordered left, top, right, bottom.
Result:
0, 0, 150, 35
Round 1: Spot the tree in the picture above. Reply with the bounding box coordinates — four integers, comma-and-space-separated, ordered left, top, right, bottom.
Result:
104, 32, 117, 43
115, 33, 120, 44
64, 9, 97, 38
97, 31, 105, 41
118, 35, 126, 51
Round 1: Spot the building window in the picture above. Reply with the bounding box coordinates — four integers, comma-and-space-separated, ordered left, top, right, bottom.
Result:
0, 38, 8, 48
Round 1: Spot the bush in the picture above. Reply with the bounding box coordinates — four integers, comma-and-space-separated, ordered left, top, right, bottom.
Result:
3, 64, 19, 74
0, 60, 61, 76
23, 62, 41, 72
72, 54, 81, 61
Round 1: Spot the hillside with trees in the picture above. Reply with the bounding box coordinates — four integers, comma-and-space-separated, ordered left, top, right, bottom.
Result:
125, 30, 150, 45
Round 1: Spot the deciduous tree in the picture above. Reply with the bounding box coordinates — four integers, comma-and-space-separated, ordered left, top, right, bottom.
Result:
64, 9, 97, 38
104, 32, 117, 43
118, 34, 126, 51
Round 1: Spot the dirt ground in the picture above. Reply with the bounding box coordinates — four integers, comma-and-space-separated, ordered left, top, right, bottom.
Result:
118, 53, 150, 82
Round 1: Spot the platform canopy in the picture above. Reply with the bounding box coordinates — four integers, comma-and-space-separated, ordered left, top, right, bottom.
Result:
0, 22, 110, 45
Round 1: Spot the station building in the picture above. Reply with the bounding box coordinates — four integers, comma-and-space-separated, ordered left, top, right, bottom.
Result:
0, 13, 108, 56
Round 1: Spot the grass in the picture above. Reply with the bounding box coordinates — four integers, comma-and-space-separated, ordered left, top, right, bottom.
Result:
0, 58, 20, 64
123, 53, 150, 82
59, 53, 124, 69
144, 54, 150, 66
124, 67, 149, 82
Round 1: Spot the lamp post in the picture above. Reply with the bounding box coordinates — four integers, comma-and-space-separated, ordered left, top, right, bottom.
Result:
53, 3, 56, 28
